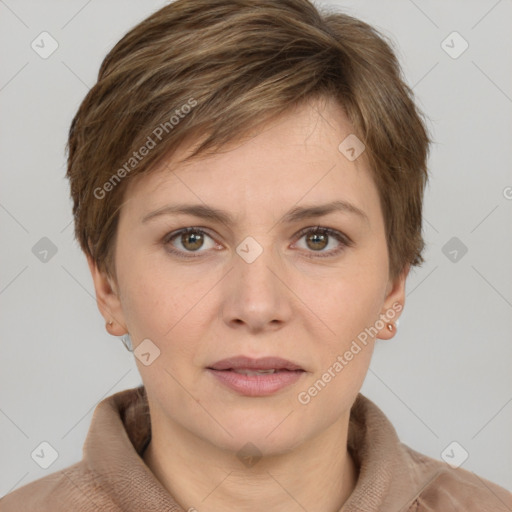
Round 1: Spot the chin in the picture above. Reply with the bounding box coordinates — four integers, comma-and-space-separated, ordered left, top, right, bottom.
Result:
199, 414, 308, 457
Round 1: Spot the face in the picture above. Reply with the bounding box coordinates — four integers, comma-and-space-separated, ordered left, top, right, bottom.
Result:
89, 96, 407, 456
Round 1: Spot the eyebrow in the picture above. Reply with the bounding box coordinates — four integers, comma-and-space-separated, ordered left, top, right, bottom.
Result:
141, 200, 369, 226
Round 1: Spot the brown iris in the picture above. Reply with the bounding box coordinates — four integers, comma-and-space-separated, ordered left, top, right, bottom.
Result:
180, 231, 204, 251
305, 231, 328, 251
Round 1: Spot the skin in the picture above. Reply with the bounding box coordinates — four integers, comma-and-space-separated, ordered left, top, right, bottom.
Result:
88, 96, 409, 512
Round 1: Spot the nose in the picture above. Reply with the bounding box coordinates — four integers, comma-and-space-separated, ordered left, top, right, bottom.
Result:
221, 237, 293, 333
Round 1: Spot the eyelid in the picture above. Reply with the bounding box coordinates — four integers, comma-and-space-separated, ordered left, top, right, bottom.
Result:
294, 225, 353, 245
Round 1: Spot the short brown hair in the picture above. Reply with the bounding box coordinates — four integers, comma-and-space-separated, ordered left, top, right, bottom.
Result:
66, 0, 430, 282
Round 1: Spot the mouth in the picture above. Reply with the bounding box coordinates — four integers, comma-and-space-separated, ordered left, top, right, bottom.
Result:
207, 355, 305, 372
206, 356, 306, 396
222, 368, 298, 375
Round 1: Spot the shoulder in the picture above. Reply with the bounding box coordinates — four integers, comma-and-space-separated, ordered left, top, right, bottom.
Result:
347, 394, 512, 512
0, 461, 116, 512
400, 444, 512, 512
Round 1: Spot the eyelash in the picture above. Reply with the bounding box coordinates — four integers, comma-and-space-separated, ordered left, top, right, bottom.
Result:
163, 226, 353, 259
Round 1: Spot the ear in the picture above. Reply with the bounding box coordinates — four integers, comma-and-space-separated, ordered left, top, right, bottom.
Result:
376, 263, 410, 340
86, 255, 127, 336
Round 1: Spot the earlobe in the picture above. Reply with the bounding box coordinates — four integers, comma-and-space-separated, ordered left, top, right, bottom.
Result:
377, 263, 410, 340
86, 255, 127, 336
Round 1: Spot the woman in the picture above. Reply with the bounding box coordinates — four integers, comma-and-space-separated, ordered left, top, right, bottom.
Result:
2, 0, 511, 510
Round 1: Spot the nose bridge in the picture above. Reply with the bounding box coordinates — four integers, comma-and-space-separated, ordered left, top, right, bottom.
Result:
223, 232, 290, 328
235, 232, 280, 292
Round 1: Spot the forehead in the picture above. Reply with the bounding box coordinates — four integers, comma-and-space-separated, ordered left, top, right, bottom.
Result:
120, 97, 381, 227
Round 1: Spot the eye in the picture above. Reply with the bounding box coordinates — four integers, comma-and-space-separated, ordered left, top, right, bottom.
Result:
164, 227, 218, 258
293, 226, 353, 258
163, 225, 353, 259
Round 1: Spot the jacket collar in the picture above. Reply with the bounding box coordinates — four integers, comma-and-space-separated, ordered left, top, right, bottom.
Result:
342, 393, 439, 511
83, 385, 438, 511
83, 385, 181, 510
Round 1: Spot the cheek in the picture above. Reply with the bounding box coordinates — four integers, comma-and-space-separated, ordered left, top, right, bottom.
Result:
305, 265, 387, 344
116, 255, 217, 356
296, 277, 383, 419
316, 289, 380, 385
115, 250, 172, 340
297, 263, 387, 400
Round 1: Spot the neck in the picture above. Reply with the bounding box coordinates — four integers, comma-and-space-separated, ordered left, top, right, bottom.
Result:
142, 411, 358, 512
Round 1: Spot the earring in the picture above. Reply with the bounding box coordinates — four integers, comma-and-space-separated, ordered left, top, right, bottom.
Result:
120, 333, 133, 352
386, 323, 395, 332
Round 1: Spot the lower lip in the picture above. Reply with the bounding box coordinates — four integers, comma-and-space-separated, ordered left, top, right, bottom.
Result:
207, 369, 305, 396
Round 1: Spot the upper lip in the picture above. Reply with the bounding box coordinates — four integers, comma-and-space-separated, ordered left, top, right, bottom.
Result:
207, 356, 304, 371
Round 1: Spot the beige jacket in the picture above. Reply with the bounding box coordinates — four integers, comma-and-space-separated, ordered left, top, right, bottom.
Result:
1, 385, 511, 511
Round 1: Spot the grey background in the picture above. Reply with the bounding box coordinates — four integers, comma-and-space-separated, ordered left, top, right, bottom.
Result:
1, 0, 511, 497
